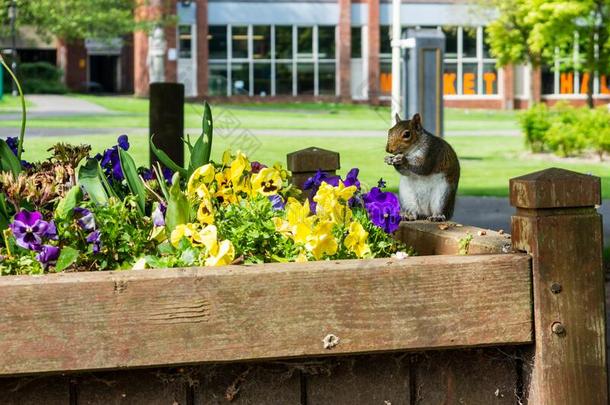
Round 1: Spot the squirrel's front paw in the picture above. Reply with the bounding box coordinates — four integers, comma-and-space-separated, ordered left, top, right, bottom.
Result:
427, 215, 447, 222
385, 154, 404, 166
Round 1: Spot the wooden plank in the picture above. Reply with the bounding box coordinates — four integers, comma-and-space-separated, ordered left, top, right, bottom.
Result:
0, 376, 71, 404
195, 363, 301, 404
76, 369, 188, 405
395, 221, 512, 256
0, 254, 532, 376
413, 349, 520, 404
511, 168, 607, 405
306, 354, 410, 404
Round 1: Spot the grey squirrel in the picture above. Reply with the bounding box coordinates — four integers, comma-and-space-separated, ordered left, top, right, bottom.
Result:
384, 113, 460, 222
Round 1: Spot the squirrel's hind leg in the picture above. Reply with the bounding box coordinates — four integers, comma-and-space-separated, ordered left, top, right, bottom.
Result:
427, 175, 452, 222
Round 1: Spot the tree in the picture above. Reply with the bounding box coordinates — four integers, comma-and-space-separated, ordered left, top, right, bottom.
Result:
483, 0, 542, 103
0, 0, 163, 42
484, 0, 610, 108
527, 0, 610, 108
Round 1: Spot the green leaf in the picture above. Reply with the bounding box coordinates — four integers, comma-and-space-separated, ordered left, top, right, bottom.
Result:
95, 160, 119, 199
56, 246, 79, 272
165, 172, 189, 231
78, 158, 109, 205
150, 135, 187, 177
118, 148, 146, 214
0, 139, 22, 176
153, 162, 170, 201
55, 186, 83, 219
188, 102, 214, 177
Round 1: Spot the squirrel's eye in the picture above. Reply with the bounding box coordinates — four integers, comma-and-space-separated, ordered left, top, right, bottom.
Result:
402, 131, 411, 139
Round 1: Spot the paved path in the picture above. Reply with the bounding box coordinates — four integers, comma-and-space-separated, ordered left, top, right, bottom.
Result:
453, 196, 610, 244
0, 95, 114, 120
0, 126, 519, 138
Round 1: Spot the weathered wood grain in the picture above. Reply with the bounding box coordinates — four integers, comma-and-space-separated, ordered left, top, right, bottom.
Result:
511, 168, 608, 405
395, 221, 512, 256
413, 349, 520, 405
306, 354, 410, 404
76, 369, 188, 405
195, 363, 301, 404
0, 254, 532, 376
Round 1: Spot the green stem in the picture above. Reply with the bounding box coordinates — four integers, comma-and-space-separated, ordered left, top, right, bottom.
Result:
0, 55, 26, 160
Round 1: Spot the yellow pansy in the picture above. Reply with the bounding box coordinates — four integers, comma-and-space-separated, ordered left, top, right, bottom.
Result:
197, 198, 215, 225
205, 239, 236, 266
295, 251, 309, 263
230, 151, 250, 183
273, 198, 315, 244
187, 164, 215, 198
170, 223, 202, 247
313, 182, 354, 224
273, 162, 289, 181
199, 225, 218, 251
214, 169, 239, 204
252, 167, 283, 196
305, 220, 338, 260
344, 221, 371, 258
221, 149, 232, 165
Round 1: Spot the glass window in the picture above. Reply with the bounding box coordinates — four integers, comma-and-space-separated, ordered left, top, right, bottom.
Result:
232, 26, 248, 59
208, 25, 227, 59
443, 27, 458, 59
482, 64, 498, 95
275, 26, 293, 59
462, 63, 478, 95
462, 28, 477, 58
231, 62, 249, 95
178, 25, 192, 59
208, 63, 227, 96
297, 27, 313, 59
297, 62, 314, 94
380, 26, 391, 56
351, 27, 362, 58
318, 26, 335, 60
253, 26, 271, 59
482, 28, 492, 59
253, 63, 271, 96
380, 60, 392, 96
541, 65, 555, 95
443, 63, 458, 95
276, 63, 293, 95
318, 63, 336, 95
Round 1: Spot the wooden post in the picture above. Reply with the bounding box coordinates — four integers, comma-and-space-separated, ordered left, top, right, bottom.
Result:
149, 82, 184, 169
510, 168, 607, 404
287, 147, 340, 191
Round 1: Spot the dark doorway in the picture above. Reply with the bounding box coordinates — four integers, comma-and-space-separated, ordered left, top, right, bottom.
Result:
89, 55, 118, 93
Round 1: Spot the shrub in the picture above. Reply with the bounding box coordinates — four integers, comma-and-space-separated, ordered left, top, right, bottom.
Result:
519, 103, 551, 153
576, 108, 610, 160
18, 62, 67, 94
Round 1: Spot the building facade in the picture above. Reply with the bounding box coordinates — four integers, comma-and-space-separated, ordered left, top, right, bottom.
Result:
54, 0, 610, 108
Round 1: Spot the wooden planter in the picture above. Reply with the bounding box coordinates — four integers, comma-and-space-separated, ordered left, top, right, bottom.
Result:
0, 168, 606, 405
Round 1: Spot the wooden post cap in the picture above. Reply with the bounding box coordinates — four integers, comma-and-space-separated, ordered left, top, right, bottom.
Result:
509, 168, 601, 209
287, 147, 340, 173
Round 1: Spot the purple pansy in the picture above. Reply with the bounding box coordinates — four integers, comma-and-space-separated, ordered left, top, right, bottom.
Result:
87, 230, 102, 253
343, 168, 361, 190
152, 204, 166, 227
363, 187, 401, 234
5, 137, 18, 156
141, 168, 155, 181
96, 135, 130, 181
36, 245, 61, 269
268, 195, 285, 211
250, 161, 267, 174
9, 210, 56, 251
162, 167, 173, 185
303, 170, 341, 211
74, 207, 96, 232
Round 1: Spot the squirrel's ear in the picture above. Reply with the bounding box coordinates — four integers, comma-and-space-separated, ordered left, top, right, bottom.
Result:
412, 113, 422, 129
394, 113, 402, 124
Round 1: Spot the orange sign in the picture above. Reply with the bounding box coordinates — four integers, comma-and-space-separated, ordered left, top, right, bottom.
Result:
443, 72, 497, 95
380, 72, 392, 94
559, 72, 610, 94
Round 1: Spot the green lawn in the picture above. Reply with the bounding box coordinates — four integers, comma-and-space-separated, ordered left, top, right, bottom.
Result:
0, 95, 520, 132
20, 133, 610, 199
0, 95, 32, 112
